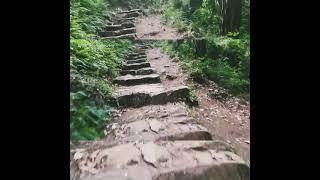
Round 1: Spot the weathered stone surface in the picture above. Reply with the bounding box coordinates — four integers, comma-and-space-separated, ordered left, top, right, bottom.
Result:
102, 28, 136, 37
113, 84, 164, 107
119, 9, 143, 14
72, 141, 249, 180
117, 18, 136, 24
123, 62, 151, 70
121, 27, 136, 34
141, 142, 171, 167
126, 58, 147, 64
100, 33, 136, 40
113, 85, 192, 107
123, 11, 141, 18
113, 103, 190, 124
127, 54, 147, 60
151, 86, 190, 104
120, 67, 155, 76
114, 74, 161, 86
121, 22, 135, 28
108, 119, 212, 143
105, 24, 122, 31
148, 119, 163, 133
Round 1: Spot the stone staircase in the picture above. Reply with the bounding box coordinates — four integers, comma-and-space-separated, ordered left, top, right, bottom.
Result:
70, 9, 250, 180
100, 9, 142, 39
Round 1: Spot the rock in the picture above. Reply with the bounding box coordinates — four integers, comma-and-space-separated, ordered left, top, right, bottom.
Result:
123, 62, 151, 70
114, 74, 160, 86
73, 141, 250, 180
172, 57, 179, 62
166, 74, 177, 80
140, 142, 170, 167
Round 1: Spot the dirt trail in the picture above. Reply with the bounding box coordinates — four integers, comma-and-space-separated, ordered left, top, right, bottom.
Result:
148, 48, 250, 162
71, 11, 250, 180
136, 14, 185, 40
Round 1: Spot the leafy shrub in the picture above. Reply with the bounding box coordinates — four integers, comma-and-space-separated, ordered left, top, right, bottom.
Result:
161, 38, 250, 100
70, 91, 113, 140
70, 0, 132, 140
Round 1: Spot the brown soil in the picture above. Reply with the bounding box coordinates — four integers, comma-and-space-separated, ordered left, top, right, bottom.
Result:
136, 14, 185, 40
147, 47, 250, 163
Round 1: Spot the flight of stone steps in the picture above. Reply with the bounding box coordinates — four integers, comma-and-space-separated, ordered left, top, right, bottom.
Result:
70, 9, 250, 180
100, 9, 142, 39
112, 44, 191, 108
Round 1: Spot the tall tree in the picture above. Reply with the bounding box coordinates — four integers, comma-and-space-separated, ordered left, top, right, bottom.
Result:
215, 0, 242, 34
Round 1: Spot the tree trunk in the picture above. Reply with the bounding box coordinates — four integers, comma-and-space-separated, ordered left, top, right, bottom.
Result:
215, 0, 242, 35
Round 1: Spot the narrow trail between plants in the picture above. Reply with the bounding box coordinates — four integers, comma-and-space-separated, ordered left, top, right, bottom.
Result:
71, 9, 250, 180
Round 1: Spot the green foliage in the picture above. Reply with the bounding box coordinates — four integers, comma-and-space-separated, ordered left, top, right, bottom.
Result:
70, 91, 113, 140
71, 0, 110, 34
161, 0, 250, 100
161, 36, 250, 100
163, 0, 190, 32
70, 0, 132, 140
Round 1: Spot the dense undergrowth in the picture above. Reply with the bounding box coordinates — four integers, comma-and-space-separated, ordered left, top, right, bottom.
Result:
161, 0, 250, 100
70, 0, 132, 140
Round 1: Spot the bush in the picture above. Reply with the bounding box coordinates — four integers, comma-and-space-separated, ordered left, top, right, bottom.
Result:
161, 36, 250, 100
70, 0, 132, 140
70, 91, 113, 140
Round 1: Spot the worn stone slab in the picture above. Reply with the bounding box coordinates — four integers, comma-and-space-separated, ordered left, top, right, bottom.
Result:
127, 55, 148, 60
125, 58, 147, 64
113, 85, 191, 107
102, 28, 136, 37
122, 62, 151, 70
119, 9, 143, 14
114, 74, 160, 86
71, 141, 249, 180
120, 67, 155, 76
123, 12, 141, 18
105, 24, 122, 31
100, 33, 136, 40
121, 22, 135, 28
127, 53, 147, 59
109, 119, 212, 143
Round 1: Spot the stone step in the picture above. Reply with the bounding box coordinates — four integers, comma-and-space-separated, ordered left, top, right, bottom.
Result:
127, 51, 147, 56
107, 119, 212, 143
100, 33, 136, 40
130, 46, 149, 51
127, 54, 147, 60
71, 141, 249, 180
119, 9, 143, 14
113, 84, 191, 107
123, 12, 141, 18
117, 17, 136, 23
114, 74, 160, 86
105, 24, 122, 31
105, 22, 135, 30
112, 103, 190, 124
101, 28, 136, 37
121, 22, 135, 28
122, 62, 151, 70
126, 55, 148, 61
130, 49, 147, 54
120, 67, 155, 76
126, 58, 147, 64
